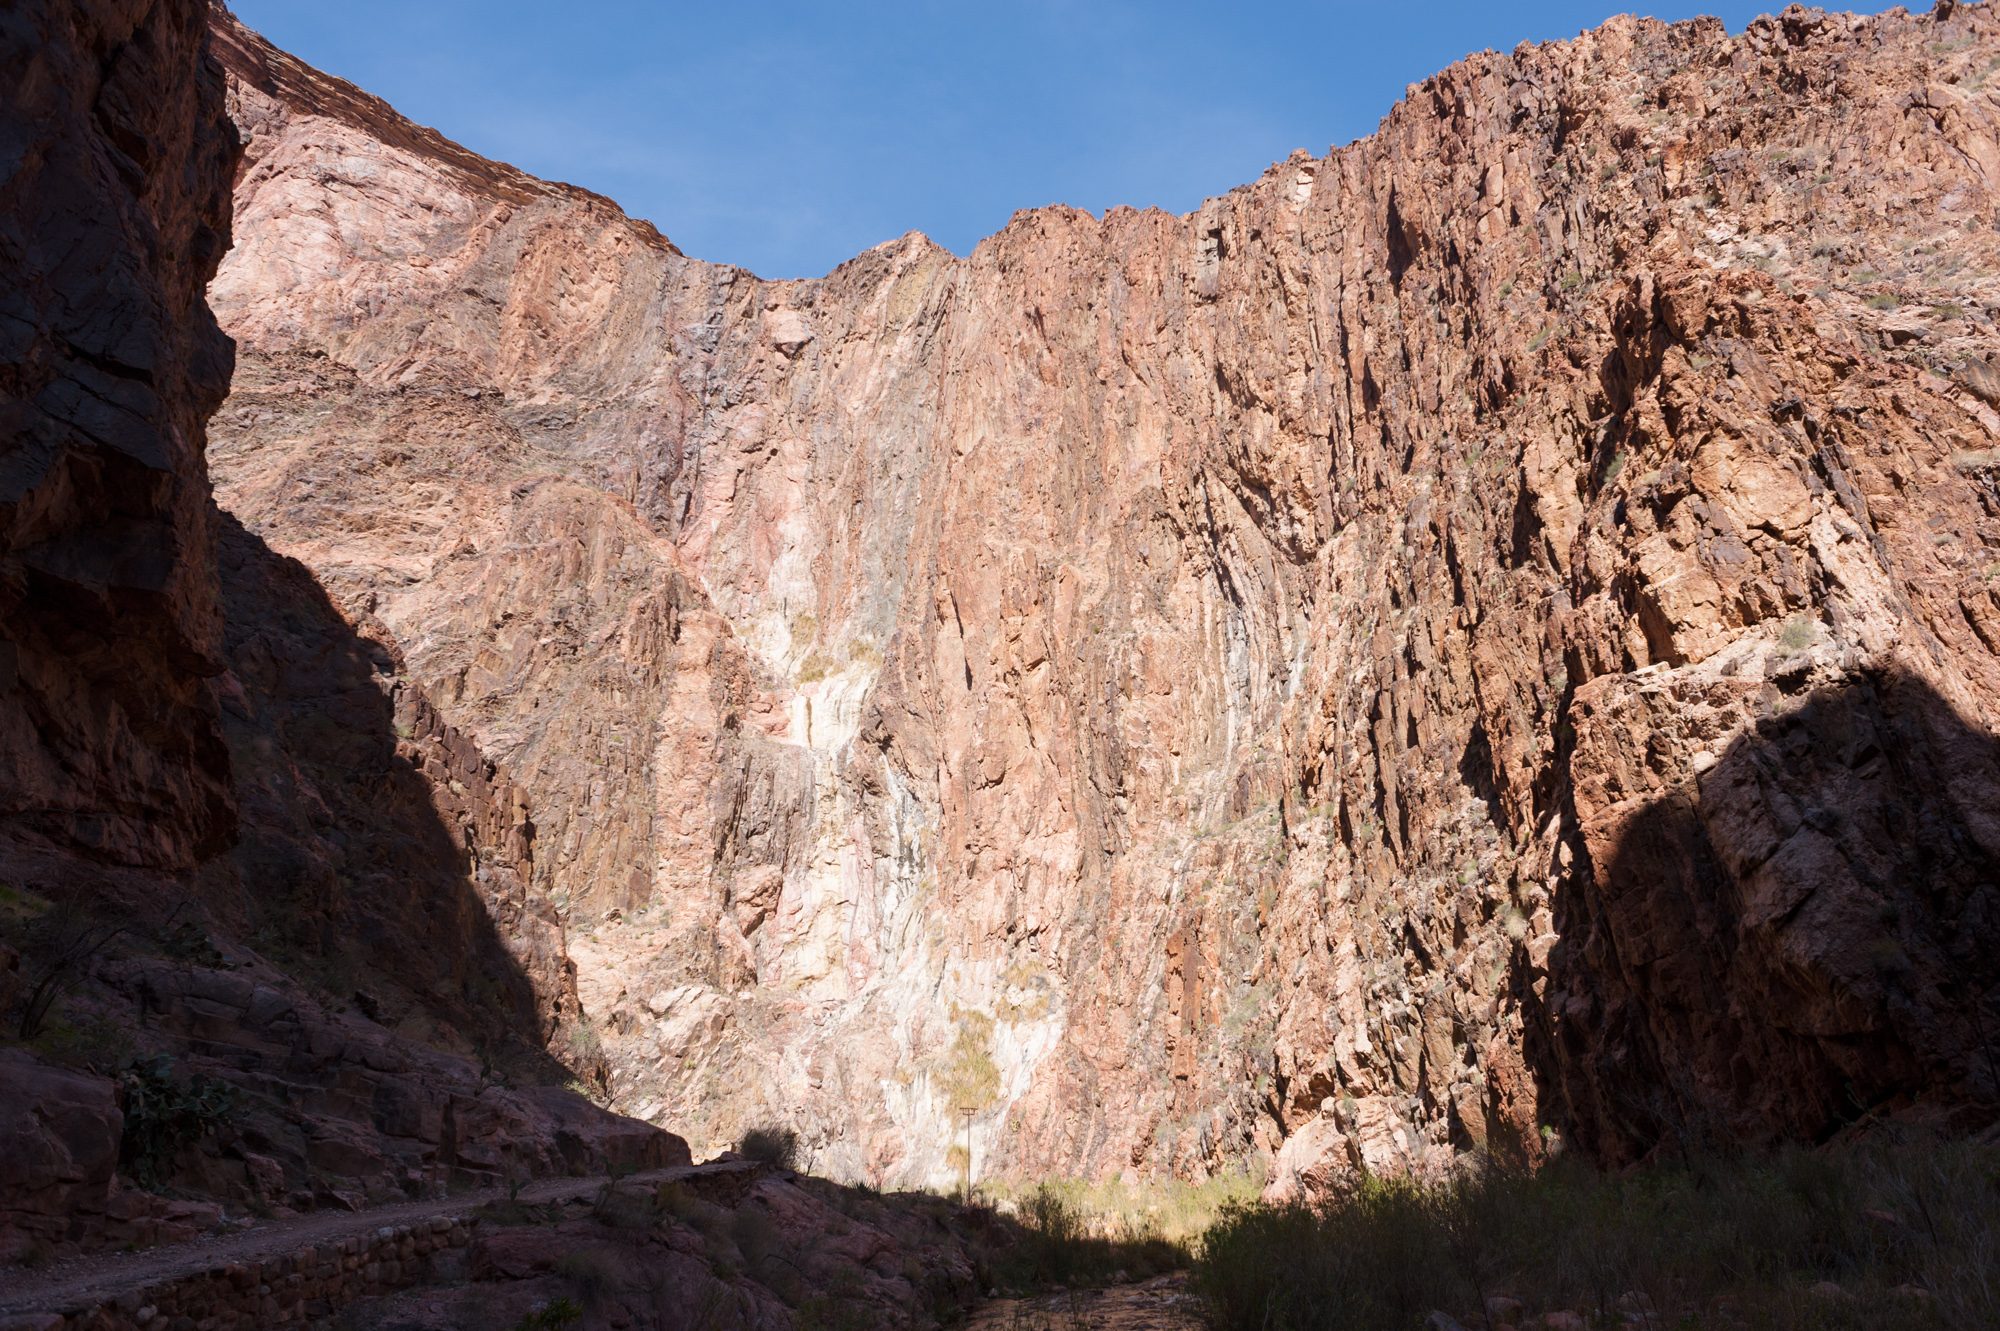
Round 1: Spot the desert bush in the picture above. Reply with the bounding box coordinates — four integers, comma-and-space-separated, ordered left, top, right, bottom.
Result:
654, 1180, 699, 1221
554, 1248, 620, 1306
732, 1204, 777, 1258
1192, 1138, 2000, 1331
29, 1009, 133, 1072
1019, 1185, 1086, 1260
511, 1298, 582, 1331
118, 1054, 236, 1186
582, 1163, 652, 1231
738, 1124, 800, 1170
794, 1268, 875, 1331
14, 896, 130, 1040
988, 1182, 1184, 1290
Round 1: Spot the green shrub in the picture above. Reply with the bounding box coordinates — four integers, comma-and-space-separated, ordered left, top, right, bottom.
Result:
118, 1054, 236, 1187
1191, 1139, 2000, 1331
738, 1124, 800, 1170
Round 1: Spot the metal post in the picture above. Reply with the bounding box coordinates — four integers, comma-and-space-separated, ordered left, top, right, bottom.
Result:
959, 1107, 974, 1201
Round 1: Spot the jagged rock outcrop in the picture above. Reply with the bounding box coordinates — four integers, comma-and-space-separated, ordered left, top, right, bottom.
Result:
0, 0, 679, 1260
206, 0, 2000, 1192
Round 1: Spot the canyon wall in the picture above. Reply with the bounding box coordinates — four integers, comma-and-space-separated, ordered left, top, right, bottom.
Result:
1, 0, 238, 871
0, 0, 582, 1069
206, 1, 2000, 1190
0, 0, 677, 1259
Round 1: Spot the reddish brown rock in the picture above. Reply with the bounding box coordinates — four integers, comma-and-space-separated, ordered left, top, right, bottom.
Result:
0, 1052, 121, 1259
0, 0, 238, 871
204, 3, 2000, 1195
0, 0, 678, 1265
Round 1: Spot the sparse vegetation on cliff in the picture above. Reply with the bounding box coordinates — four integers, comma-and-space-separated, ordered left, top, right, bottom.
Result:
738, 1124, 801, 1171
1192, 1138, 2000, 1331
937, 1008, 1002, 1111
118, 1055, 238, 1188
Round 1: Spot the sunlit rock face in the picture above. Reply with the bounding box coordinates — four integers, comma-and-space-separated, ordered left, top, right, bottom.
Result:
207, 3, 2000, 1191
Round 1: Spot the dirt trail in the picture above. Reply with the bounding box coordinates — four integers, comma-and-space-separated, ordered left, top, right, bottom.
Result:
0, 1164, 728, 1317
966, 1273, 1202, 1330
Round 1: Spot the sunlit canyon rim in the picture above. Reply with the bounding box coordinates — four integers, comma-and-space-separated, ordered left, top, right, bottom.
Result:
7, 0, 2000, 1247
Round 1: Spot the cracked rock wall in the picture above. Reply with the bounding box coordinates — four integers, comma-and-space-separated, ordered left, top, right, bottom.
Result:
207, 3, 2000, 1189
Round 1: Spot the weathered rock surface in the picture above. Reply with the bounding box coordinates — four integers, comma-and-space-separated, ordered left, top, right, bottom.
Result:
205, 1, 2000, 1194
0, 945, 688, 1263
0, 1161, 1002, 1330
338, 1169, 987, 1331
1, 0, 676, 1261
210, 510, 582, 1073
0, 1051, 124, 1257
0, 0, 237, 870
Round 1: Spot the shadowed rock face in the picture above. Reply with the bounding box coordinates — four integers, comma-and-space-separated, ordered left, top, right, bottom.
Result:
211, 510, 582, 1075
205, 1, 2000, 1191
0, 0, 589, 1074
1543, 668, 2000, 1163
0, 0, 238, 869
0, 0, 683, 1260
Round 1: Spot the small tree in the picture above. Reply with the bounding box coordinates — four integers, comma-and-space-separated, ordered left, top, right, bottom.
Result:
17, 898, 130, 1040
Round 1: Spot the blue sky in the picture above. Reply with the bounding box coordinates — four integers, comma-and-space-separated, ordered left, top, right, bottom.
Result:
230, 1, 1896, 280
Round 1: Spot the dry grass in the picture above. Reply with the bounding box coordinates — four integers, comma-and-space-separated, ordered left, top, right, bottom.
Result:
1192, 1136, 1999, 1330
981, 1166, 1265, 1250
967, 1168, 1265, 1293
977, 1184, 1182, 1291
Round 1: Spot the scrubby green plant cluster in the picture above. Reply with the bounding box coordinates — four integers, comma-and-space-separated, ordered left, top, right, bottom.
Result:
738, 1124, 801, 1171
986, 1183, 1185, 1290
118, 1053, 237, 1186
1192, 1137, 2000, 1331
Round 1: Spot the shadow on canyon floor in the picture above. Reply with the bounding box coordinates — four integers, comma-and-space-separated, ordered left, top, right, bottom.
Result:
314, 1167, 1192, 1331
1526, 667, 2000, 1165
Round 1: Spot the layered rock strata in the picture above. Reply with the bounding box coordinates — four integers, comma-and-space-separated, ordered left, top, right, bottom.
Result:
205, 1, 2000, 1192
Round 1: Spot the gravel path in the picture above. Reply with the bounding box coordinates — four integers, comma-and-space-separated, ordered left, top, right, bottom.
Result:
0, 1166, 707, 1317
965, 1273, 1203, 1330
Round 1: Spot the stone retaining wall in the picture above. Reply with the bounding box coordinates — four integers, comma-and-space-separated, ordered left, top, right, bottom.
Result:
0, 1214, 477, 1330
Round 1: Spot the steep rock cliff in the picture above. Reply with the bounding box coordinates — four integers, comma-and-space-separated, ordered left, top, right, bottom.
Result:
1, 0, 238, 870
207, 2, 2000, 1190
0, 0, 675, 1259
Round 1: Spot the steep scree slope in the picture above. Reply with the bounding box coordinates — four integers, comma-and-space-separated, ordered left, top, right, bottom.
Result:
207, 3, 2000, 1190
